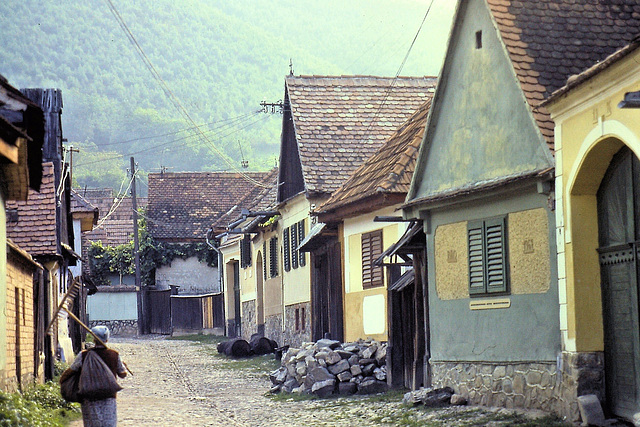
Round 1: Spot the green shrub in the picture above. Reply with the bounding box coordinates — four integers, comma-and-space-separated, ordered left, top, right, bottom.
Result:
0, 381, 80, 427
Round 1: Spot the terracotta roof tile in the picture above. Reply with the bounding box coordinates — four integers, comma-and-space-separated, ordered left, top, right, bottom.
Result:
286, 75, 436, 195
147, 171, 275, 241
6, 162, 57, 256
318, 98, 433, 217
486, 0, 640, 151
82, 189, 147, 247
70, 189, 98, 214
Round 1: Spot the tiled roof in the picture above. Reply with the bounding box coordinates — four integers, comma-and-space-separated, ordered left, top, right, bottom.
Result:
6, 162, 58, 256
147, 171, 274, 241
71, 189, 98, 214
81, 188, 147, 247
211, 168, 279, 230
286, 75, 436, 195
319, 98, 433, 218
486, 0, 640, 149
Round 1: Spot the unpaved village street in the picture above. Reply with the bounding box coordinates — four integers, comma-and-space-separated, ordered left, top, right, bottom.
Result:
69, 336, 570, 427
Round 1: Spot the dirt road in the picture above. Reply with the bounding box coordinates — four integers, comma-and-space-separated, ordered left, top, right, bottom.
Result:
68, 336, 569, 427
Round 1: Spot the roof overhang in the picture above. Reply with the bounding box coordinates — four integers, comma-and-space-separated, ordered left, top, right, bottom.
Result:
389, 269, 414, 292
298, 222, 338, 252
374, 221, 424, 266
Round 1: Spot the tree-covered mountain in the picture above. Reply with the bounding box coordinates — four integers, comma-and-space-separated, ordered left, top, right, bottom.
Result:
0, 0, 454, 190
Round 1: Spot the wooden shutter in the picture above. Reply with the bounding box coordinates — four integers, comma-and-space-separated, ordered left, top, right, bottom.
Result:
468, 221, 486, 295
291, 223, 299, 269
298, 219, 306, 267
263, 241, 267, 280
240, 235, 252, 268
485, 217, 507, 294
283, 227, 291, 272
269, 237, 278, 278
467, 217, 508, 296
362, 230, 384, 288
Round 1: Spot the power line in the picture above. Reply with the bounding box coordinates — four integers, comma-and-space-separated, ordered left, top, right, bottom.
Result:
102, 0, 269, 188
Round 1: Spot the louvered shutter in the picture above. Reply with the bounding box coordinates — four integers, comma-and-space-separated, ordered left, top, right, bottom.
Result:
283, 227, 291, 272
269, 237, 278, 278
485, 217, 507, 294
263, 241, 267, 280
468, 221, 485, 295
298, 219, 306, 267
291, 223, 299, 269
240, 235, 252, 268
362, 230, 384, 288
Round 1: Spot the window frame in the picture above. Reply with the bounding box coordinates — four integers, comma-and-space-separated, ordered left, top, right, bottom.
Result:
467, 216, 509, 297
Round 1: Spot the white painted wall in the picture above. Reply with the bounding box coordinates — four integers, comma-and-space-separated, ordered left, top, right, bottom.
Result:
86, 292, 138, 321
155, 256, 219, 295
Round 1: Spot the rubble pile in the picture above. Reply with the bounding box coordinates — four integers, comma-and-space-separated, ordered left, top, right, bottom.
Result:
269, 338, 388, 397
403, 386, 468, 407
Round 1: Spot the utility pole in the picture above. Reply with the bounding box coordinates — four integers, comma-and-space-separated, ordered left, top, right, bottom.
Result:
67, 145, 80, 185
131, 157, 143, 335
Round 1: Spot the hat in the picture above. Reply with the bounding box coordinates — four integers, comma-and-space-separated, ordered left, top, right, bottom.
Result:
91, 325, 110, 344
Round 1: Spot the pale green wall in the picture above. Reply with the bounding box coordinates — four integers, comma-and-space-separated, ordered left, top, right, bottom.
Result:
427, 189, 560, 362
412, 0, 551, 200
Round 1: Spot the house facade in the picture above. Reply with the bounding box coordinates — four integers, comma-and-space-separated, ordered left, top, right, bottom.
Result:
277, 75, 436, 346
546, 41, 640, 422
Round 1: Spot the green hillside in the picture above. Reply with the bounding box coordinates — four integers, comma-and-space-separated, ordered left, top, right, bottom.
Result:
0, 0, 454, 190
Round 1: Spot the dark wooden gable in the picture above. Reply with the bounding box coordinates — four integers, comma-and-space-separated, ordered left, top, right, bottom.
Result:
277, 87, 305, 203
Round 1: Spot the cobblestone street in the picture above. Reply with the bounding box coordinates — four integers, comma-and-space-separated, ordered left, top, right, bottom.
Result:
69, 336, 570, 427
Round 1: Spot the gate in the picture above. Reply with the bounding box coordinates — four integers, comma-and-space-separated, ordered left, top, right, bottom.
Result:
148, 289, 172, 334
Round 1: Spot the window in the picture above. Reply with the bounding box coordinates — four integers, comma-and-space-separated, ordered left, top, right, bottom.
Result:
468, 217, 508, 296
291, 223, 299, 269
240, 235, 252, 268
295, 308, 300, 331
362, 229, 384, 288
475, 30, 482, 49
301, 307, 306, 330
283, 227, 291, 272
263, 241, 267, 280
298, 219, 306, 267
269, 237, 278, 278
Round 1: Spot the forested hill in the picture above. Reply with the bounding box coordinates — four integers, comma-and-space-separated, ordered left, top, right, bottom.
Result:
0, 0, 454, 190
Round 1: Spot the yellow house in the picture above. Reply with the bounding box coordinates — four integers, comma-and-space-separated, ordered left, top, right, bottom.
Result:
280, 75, 435, 346
546, 41, 640, 421
316, 99, 433, 346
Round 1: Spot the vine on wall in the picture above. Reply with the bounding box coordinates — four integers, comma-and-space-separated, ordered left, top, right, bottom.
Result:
87, 214, 218, 287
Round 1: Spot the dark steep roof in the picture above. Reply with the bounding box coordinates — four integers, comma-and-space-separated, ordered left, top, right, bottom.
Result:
318, 98, 433, 219
486, 0, 640, 149
285, 75, 436, 196
147, 171, 274, 241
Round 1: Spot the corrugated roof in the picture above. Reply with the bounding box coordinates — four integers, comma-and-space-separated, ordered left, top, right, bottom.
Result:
486, 0, 640, 149
286, 75, 436, 195
147, 171, 274, 241
318, 98, 432, 218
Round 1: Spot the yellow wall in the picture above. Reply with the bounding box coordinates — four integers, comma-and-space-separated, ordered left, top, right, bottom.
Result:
280, 194, 313, 306
547, 47, 640, 352
219, 235, 240, 324
433, 208, 550, 300
343, 206, 401, 342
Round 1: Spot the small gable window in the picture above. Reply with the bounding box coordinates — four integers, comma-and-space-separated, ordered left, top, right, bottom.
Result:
362, 229, 384, 289
468, 217, 509, 296
475, 30, 482, 49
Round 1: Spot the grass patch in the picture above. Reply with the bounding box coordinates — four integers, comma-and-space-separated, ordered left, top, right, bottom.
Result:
267, 391, 318, 402
0, 381, 81, 426
213, 353, 280, 373
167, 334, 225, 345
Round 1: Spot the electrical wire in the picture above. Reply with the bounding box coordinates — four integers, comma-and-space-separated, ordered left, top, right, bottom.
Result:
103, 0, 269, 188
94, 171, 137, 229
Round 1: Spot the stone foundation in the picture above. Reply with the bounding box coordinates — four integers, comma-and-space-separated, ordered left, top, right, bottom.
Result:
283, 302, 311, 347
241, 300, 256, 340
555, 352, 605, 422
265, 314, 284, 347
89, 320, 138, 337
431, 353, 605, 422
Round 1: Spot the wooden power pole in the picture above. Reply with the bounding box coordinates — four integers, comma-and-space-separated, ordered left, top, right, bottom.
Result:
131, 157, 143, 335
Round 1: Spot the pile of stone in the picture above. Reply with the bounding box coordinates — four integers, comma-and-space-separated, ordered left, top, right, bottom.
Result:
269, 338, 388, 397
403, 386, 467, 407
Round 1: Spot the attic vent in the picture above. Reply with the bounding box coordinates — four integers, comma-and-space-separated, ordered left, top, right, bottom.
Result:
475, 31, 482, 49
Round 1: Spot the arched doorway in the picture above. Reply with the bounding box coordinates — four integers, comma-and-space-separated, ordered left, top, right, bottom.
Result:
597, 145, 640, 419
256, 251, 264, 336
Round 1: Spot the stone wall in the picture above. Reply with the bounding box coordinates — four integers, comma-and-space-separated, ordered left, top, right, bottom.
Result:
432, 354, 604, 422
265, 314, 283, 347
241, 300, 256, 340
283, 302, 311, 347
89, 320, 138, 337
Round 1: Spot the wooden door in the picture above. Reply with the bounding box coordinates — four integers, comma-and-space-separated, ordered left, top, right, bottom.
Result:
233, 262, 241, 338
311, 241, 343, 342
597, 146, 640, 419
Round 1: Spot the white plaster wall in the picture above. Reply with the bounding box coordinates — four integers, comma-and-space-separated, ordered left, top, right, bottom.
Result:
155, 256, 219, 295
86, 292, 138, 321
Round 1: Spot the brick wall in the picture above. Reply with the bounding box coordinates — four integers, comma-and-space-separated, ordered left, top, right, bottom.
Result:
1, 248, 38, 392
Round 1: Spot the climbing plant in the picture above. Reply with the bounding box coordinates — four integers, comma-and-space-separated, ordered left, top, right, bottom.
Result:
87, 210, 218, 287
